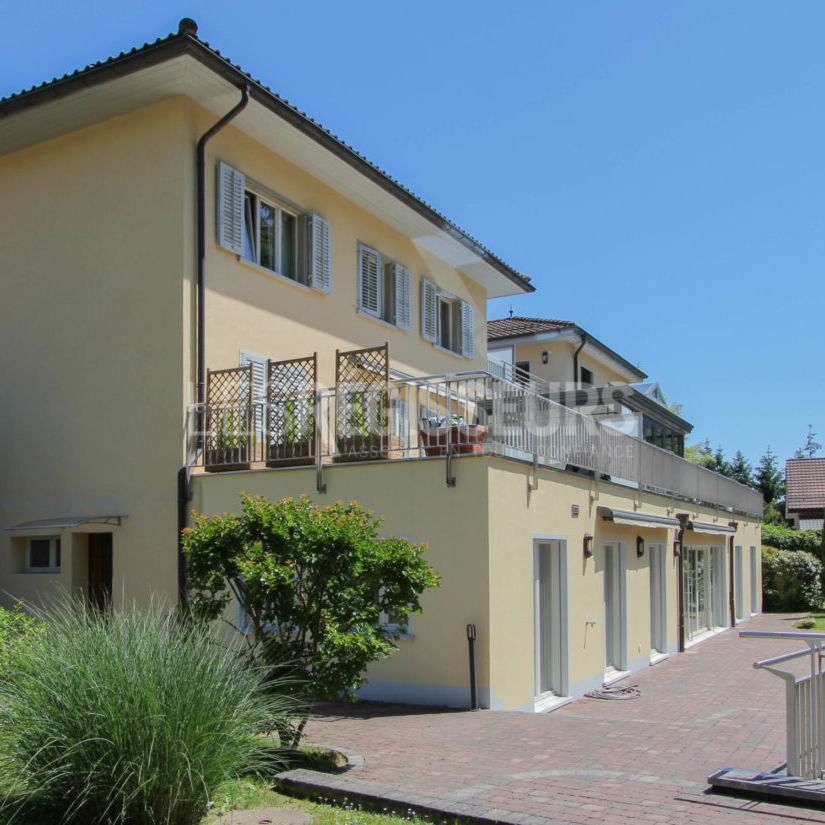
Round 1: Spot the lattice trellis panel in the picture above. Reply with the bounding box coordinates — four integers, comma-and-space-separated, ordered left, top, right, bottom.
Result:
266, 354, 317, 466
335, 343, 390, 456
204, 365, 253, 469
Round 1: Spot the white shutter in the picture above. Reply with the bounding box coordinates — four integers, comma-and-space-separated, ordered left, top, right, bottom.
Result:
358, 246, 381, 317
420, 277, 438, 342
217, 162, 245, 255
307, 213, 332, 293
460, 300, 475, 358
240, 351, 267, 445
389, 263, 411, 329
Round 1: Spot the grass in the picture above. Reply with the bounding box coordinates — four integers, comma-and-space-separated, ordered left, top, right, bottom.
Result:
205, 778, 428, 824
794, 612, 825, 630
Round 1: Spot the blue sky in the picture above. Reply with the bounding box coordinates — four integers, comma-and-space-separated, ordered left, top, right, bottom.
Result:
2, 1, 822, 468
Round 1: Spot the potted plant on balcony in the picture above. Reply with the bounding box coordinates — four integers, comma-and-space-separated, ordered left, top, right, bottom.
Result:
267, 396, 315, 468
205, 409, 251, 472
336, 389, 395, 462
419, 415, 488, 457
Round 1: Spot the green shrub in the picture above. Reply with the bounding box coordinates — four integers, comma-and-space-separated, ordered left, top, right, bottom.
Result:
0, 603, 40, 674
762, 548, 823, 611
762, 523, 823, 553
0, 599, 291, 825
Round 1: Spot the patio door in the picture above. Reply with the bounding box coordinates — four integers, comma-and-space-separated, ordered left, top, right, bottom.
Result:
734, 546, 745, 620
534, 541, 567, 698
604, 543, 626, 672
649, 543, 667, 656
683, 545, 726, 641
750, 546, 758, 613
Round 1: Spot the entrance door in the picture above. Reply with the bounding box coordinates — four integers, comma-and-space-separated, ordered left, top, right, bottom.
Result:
534, 541, 566, 697
750, 546, 758, 613
88, 533, 113, 610
734, 546, 744, 620
649, 543, 667, 655
604, 543, 626, 672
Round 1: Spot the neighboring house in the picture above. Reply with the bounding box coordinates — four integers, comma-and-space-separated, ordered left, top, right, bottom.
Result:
488, 317, 692, 456
785, 458, 825, 529
0, 20, 762, 712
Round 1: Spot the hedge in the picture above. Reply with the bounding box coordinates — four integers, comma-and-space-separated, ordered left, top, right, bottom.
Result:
762, 547, 823, 611
762, 524, 823, 554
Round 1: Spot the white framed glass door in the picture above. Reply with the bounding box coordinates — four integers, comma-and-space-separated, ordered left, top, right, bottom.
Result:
683, 544, 726, 641
735, 545, 744, 620
749, 546, 758, 613
533, 541, 567, 698
649, 542, 667, 655
604, 542, 626, 672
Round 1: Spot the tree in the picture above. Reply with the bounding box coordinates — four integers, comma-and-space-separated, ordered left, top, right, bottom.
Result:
755, 446, 784, 504
729, 450, 754, 487
710, 445, 731, 478
685, 438, 714, 469
182, 494, 440, 744
795, 424, 823, 459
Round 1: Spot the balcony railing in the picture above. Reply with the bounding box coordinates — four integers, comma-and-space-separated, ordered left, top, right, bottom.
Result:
186, 370, 763, 517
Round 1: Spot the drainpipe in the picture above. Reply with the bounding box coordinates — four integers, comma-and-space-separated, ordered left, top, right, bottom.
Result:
728, 521, 739, 628
676, 514, 688, 652
572, 330, 587, 396
178, 83, 250, 603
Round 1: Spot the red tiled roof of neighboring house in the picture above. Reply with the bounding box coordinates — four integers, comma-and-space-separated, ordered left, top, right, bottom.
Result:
786, 458, 825, 512
487, 316, 576, 340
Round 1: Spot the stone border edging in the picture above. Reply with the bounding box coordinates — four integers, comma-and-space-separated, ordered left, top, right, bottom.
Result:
276, 768, 565, 825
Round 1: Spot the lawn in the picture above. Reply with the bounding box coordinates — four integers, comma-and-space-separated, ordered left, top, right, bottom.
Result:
206, 778, 422, 824
794, 613, 825, 630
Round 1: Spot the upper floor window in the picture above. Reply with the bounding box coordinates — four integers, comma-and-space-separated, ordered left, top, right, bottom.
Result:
217, 161, 331, 293
421, 278, 474, 357
357, 244, 411, 329
27, 537, 61, 573
243, 192, 298, 281
580, 365, 594, 386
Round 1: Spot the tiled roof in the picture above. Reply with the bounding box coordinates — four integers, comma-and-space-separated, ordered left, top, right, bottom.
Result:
786, 458, 825, 511
487, 316, 575, 340
0, 19, 532, 295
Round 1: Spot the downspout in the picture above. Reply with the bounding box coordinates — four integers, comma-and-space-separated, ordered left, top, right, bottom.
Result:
178, 84, 251, 603
572, 330, 587, 391
676, 514, 688, 652
728, 522, 739, 628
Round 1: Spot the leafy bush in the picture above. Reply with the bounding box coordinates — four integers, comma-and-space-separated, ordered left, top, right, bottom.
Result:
183, 495, 440, 744
762, 523, 823, 553
0, 599, 290, 825
0, 603, 40, 674
762, 548, 823, 611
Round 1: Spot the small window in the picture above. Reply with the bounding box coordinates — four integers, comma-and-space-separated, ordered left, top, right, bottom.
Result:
437, 296, 463, 353
580, 366, 594, 386
357, 245, 410, 328
514, 361, 531, 386
27, 537, 61, 573
242, 191, 300, 282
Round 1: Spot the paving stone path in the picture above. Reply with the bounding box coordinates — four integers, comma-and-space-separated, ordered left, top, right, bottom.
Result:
304, 613, 825, 824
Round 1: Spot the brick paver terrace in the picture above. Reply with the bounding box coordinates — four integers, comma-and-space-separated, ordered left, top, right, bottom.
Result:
304, 613, 825, 825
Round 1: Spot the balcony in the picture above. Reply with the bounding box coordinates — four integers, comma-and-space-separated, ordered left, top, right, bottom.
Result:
186, 362, 762, 518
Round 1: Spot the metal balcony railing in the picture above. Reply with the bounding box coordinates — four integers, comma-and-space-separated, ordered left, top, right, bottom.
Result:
742, 630, 825, 778
185, 370, 763, 517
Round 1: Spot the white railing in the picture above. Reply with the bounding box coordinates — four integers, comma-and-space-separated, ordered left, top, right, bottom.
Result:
742, 630, 825, 778
486, 358, 549, 394
186, 369, 763, 516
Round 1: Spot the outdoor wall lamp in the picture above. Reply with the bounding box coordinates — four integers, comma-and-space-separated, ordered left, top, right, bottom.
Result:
673, 540, 681, 558
583, 533, 594, 558
636, 536, 645, 557
541, 351, 549, 365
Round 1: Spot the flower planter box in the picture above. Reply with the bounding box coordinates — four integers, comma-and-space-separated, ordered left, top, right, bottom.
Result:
266, 441, 314, 468
204, 448, 250, 472
419, 424, 488, 457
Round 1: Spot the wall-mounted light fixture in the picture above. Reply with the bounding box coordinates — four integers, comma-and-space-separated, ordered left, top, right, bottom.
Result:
636, 536, 645, 558
541, 351, 549, 365
583, 533, 594, 558
673, 540, 680, 558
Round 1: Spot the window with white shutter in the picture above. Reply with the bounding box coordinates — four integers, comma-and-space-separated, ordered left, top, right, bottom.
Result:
306, 213, 332, 293
420, 278, 438, 342
358, 245, 382, 318
460, 300, 475, 358
240, 351, 267, 445
217, 162, 245, 255
390, 263, 411, 330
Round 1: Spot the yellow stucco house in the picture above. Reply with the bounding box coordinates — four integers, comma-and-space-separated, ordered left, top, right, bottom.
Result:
0, 20, 762, 712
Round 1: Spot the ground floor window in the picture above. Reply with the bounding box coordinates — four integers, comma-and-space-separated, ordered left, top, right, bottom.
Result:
27, 536, 61, 573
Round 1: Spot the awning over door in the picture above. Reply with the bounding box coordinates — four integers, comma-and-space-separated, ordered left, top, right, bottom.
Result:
597, 507, 679, 530
685, 520, 736, 536
5, 515, 127, 532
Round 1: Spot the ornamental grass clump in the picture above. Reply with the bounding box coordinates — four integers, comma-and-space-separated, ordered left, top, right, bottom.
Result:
0, 599, 291, 825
